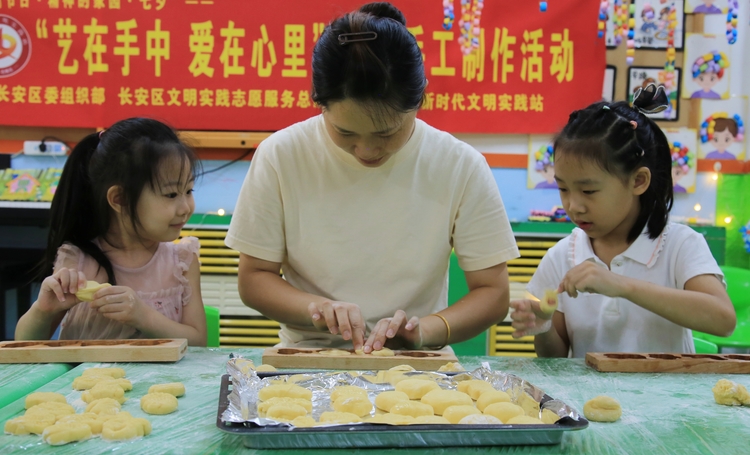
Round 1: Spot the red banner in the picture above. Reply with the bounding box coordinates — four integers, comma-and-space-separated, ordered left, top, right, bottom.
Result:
0, 0, 605, 133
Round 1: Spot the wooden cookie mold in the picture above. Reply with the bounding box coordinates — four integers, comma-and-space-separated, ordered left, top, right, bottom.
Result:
0, 339, 188, 363
586, 352, 750, 374
262, 347, 459, 370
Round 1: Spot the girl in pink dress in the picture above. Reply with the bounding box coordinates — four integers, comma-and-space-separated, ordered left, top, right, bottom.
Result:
15, 118, 207, 345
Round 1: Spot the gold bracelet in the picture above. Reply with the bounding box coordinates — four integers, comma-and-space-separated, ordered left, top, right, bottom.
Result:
430, 313, 451, 350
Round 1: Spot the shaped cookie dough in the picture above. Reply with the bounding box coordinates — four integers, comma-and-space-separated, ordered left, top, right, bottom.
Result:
42, 422, 92, 446
483, 402, 524, 423
140, 392, 178, 415
395, 378, 440, 399
319, 411, 362, 424
333, 395, 373, 417
374, 391, 410, 412
476, 390, 511, 412
330, 385, 368, 402
81, 383, 126, 404
25, 402, 76, 420
266, 403, 308, 421
57, 413, 104, 434
443, 405, 481, 424
367, 413, 414, 425
25, 392, 67, 409
148, 382, 185, 397
82, 367, 126, 378
437, 362, 465, 372
539, 289, 559, 314
258, 384, 312, 401
411, 415, 450, 424
258, 397, 312, 416
290, 416, 318, 427
255, 364, 278, 372
458, 414, 502, 425
390, 401, 434, 418
421, 389, 473, 415
712, 379, 750, 406
85, 398, 122, 415
75, 281, 112, 302
4, 414, 56, 435
583, 395, 621, 422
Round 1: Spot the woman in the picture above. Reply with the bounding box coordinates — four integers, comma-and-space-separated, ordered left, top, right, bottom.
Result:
226, 2, 518, 352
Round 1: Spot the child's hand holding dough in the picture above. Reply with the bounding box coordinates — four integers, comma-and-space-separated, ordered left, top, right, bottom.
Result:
33, 269, 91, 315
509, 291, 558, 338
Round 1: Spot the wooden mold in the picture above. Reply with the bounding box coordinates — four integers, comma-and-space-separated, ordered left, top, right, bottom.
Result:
586, 352, 750, 374
262, 347, 459, 370
0, 339, 188, 363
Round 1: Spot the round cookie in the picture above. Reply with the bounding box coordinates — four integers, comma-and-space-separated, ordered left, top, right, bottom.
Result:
85, 398, 122, 415
411, 415, 450, 424
458, 414, 502, 425
319, 411, 362, 424
390, 401, 434, 418
258, 397, 313, 416
26, 401, 75, 420
4, 414, 56, 435
374, 391, 410, 412
258, 384, 312, 401
81, 383, 126, 404
421, 389, 473, 415
583, 395, 621, 422
82, 367, 126, 378
330, 385, 368, 402
443, 405, 481, 424
395, 379, 440, 399
476, 390, 511, 412
266, 403, 308, 421
483, 402, 525, 423
148, 382, 185, 397
140, 392, 179, 415
507, 415, 545, 425
25, 392, 67, 409
333, 395, 373, 417
42, 422, 92, 445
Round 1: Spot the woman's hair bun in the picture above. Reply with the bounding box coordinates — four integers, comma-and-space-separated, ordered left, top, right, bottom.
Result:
359, 2, 407, 26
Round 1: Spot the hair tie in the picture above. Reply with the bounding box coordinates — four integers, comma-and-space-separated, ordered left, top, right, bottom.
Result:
632, 83, 669, 114
98, 130, 105, 139
602, 105, 610, 110
338, 31, 378, 45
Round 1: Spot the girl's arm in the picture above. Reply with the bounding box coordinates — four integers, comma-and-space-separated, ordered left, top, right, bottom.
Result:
533, 311, 570, 357
15, 268, 85, 340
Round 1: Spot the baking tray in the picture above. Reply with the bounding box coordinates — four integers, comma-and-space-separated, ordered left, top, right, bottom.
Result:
215, 373, 588, 449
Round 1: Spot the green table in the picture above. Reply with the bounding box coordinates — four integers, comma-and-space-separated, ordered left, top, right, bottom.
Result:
0, 363, 73, 410
1, 349, 748, 454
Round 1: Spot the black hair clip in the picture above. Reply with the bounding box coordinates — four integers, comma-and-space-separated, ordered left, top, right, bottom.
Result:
338, 31, 378, 45
632, 83, 670, 114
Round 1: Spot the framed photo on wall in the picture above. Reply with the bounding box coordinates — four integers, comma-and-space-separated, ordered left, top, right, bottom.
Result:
603, 65, 617, 102
632, 0, 685, 50
626, 66, 681, 121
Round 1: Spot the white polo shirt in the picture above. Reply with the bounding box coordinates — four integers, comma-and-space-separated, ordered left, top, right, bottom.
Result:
527, 223, 723, 358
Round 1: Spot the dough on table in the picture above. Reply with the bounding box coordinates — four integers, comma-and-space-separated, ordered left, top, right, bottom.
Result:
73, 376, 132, 392
317, 349, 351, 356
466, 381, 495, 400
234, 358, 256, 375
507, 415, 545, 425
319, 411, 362, 424
82, 367, 126, 379
4, 414, 56, 435
395, 378, 440, 399
25, 392, 67, 409
58, 412, 104, 434
258, 384, 312, 401
476, 390, 511, 412
333, 395, 373, 417
42, 422, 92, 445
266, 403, 308, 421
99, 411, 133, 422
411, 415, 450, 424
483, 402, 524, 423
389, 401, 434, 418
255, 364, 278, 372
290, 416, 318, 427
443, 405, 481, 424
75, 281, 112, 302
517, 391, 541, 417
330, 385, 368, 402
583, 395, 621, 422
458, 414, 502, 425
712, 379, 750, 406
101, 418, 145, 441
421, 389, 473, 415
374, 391, 410, 412
541, 409, 561, 424
437, 362, 464, 372
25, 402, 76, 420
81, 383, 127, 404
141, 392, 179, 415
367, 413, 414, 425
148, 382, 185, 397
258, 397, 313, 416
85, 398, 122, 415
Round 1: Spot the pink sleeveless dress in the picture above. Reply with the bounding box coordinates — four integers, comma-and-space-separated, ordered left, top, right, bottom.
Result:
56, 237, 199, 340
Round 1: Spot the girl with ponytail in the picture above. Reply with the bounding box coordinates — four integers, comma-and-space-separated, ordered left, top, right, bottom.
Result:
509, 85, 735, 357
16, 118, 207, 345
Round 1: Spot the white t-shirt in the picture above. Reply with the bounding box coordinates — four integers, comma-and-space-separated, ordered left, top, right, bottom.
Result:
527, 223, 723, 358
226, 115, 519, 346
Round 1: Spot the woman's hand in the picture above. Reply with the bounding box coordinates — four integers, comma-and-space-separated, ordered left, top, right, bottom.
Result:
89, 286, 148, 327
558, 261, 624, 298
307, 300, 366, 350
363, 310, 422, 353
510, 299, 553, 338
35, 268, 87, 315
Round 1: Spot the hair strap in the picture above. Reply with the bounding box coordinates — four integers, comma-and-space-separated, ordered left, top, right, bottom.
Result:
338, 31, 378, 45
98, 130, 105, 139
632, 83, 670, 114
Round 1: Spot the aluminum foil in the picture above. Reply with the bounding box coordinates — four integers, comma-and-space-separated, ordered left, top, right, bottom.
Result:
221, 357, 581, 427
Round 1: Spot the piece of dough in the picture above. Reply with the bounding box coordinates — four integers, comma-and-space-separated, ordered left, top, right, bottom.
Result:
258, 384, 312, 401
390, 401, 434, 418
396, 379, 440, 399
57, 413, 104, 434
25, 392, 67, 409
483, 402, 524, 423
466, 381, 495, 400
712, 379, 750, 406
317, 349, 351, 356
458, 414, 503, 425
330, 385, 368, 402
4, 414, 56, 435
476, 390, 511, 412
367, 413, 414, 425
507, 415, 545, 425
457, 379, 492, 396
85, 398, 122, 415
72, 374, 111, 390
319, 411, 362, 424
266, 403, 308, 421
148, 382, 185, 397
333, 395, 373, 417
81, 383, 126, 404
234, 358, 256, 375
389, 365, 416, 372
411, 415, 450, 424
287, 374, 310, 383
255, 364, 278, 372
374, 391, 411, 412
25, 402, 75, 420
140, 392, 179, 415
517, 392, 541, 417
82, 367, 126, 378
258, 397, 313, 416
421, 389, 473, 415
583, 395, 622, 422
101, 419, 143, 441
371, 347, 395, 357
541, 409, 561, 424
290, 416, 318, 427
443, 405, 481, 424
75, 281, 112, 302
539, 289, 559, 314
42, 422, 92, 445
437, 362, 464, 372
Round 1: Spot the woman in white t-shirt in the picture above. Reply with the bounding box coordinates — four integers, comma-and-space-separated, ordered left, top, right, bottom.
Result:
226, 2, 519, 352
509, 86, 735, 358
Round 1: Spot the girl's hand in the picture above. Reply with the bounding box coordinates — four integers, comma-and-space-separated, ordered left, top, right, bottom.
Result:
510, 299, 553, 338
89, 286, 147, 327
307, 300, 366, 350
35, 268, 87, 314
363, 310, 422, 353
558, 261, 624, 298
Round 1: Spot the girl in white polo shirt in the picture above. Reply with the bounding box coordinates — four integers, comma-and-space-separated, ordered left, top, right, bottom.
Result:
510, 85, 736, 358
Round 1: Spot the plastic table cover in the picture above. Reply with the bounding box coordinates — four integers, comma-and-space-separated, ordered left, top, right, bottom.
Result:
0, 362, 72, 410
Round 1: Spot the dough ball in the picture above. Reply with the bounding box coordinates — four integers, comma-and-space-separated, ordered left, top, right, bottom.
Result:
507, 415, 545, 425
25, 402, 75, 420
42, 422, 92, 445
421, 389, 473, 415
266, 403, 308, 421
258, 384, 312, 401
140, 392, 179, 415
583, 395, 622, 422
4, 414, 56, 435
483, 402, 524, 423
101, 418, 146, 441
102, 378, 133, 392
85, 398, 122, 415
457, 380, 493, 397
395, 379, 440, 399
81, 383, 126, 404
317, 349, 351, 356
82, 367, 126, 378
333, 395, 373, 417
99, 411, 133, 422
541, 409, 561, 424
319, 411, 362, 424
458, 414, 503, 425
255, 364, 278, 372
411, 415, 450, 424
75, 281, 112, 302
25, 392, 67, 409
476, 390, 511, 412
371, 347, 395, 357
148, 382, 185, 397
443, 405, 481, 424
72, 374, 110, 390
367, 413, 415, 425
58, 412, 104, 435
330, 385, 368, 402
712, 379, 750, 406
437, 362, 464, 372
390, 401, 434, 418
258, 397, 313, 416
517, 392, 541, 417
290, 416, 318, 427
374, 391, 410, 412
